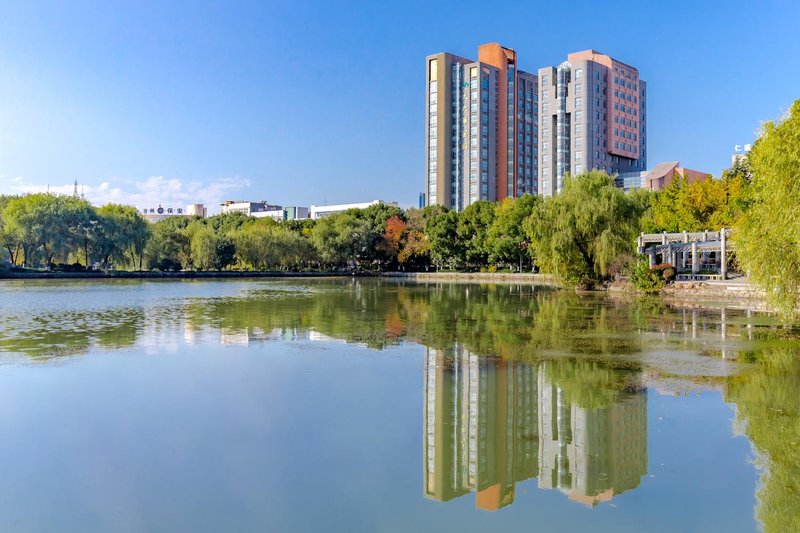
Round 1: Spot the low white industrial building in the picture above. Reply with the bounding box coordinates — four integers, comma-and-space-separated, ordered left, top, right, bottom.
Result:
140, 204, 207, 223
309, 200, 397, 219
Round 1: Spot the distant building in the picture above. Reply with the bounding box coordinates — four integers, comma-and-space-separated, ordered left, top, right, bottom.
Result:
616, 170, 648, 191
425, 44, 647, 209
425, 43, 539, 211
539, 50, 647, 197
284, 206, 310, 220
252, 206, 310, 221
643, 161, 710, 191
220, 200, 283, 216
419, 192, 426, 209
140, 203, 207, 223
731, 144, 752, 165
309, 200, 397, 219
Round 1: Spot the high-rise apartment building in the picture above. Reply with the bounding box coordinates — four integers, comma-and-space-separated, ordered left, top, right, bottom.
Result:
538, 50, 647, 196
425, 43, 539, 211
426, 45, 647, 205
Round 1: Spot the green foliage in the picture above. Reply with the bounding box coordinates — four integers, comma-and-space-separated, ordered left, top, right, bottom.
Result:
725, 349, 800, 533
640, 166, 751, 233
234, 222, 313, 270
426, 209, 463, 270
456, 201, 496, 267
3, 193, 98, 267
486, 194, 538, 271
191, 226, 235, 271
735, 100, 800, 315
628, 256, 665, 293
0, 195, 23, 265
309, 213, 373, 268
145, 216, 192, 270
525, 171, 642, 287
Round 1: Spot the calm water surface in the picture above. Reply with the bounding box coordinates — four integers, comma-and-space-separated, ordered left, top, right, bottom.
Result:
0, 278, 798, 532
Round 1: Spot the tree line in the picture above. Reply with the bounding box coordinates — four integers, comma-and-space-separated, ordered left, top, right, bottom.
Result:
0, 166, 750, 283
0, 97, 795, 307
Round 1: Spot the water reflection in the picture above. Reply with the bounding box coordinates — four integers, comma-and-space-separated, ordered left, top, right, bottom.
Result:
424, 347, 646, 510
1, 280, 799, 530
0, 280, 773, 364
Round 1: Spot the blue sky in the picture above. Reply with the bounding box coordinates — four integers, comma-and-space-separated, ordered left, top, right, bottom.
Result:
1, 0, 798, 211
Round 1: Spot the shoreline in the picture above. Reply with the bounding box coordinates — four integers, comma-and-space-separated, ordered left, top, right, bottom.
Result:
0, 269, 771, 307
0, 270, 363, 280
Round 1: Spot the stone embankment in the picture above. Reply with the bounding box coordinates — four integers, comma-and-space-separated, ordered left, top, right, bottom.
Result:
382, 272, 559, 285
610, 277, 771, 309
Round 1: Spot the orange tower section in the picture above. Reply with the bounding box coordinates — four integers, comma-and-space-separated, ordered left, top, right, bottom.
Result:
478, 43, 517, 201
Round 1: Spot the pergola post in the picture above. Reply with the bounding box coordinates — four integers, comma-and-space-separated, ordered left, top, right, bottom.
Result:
720, 228, 727, 280
691, 242, 699, 274
648, 247, 656, 268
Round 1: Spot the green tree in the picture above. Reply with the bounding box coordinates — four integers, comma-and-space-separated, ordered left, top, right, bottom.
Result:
90, 204, 151, 269
234, 222, 313, 270
524, 171, 641, 287
734, 100, 800, 314
2, 193, 91, 267
426, 209, 463, 270
145, 216, 192, 270
486, 194, 538, 271
310, 213, 373, 269
191, 226, 235, 271
457, 201, 496, 268
0, 195, 23, 265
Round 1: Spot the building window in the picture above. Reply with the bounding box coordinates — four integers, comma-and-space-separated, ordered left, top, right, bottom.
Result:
575, 68, 583, 79
575, 97, 582, 108
575, 84, 582, 94
575, 110, 583, 121
575, 151, 583, 160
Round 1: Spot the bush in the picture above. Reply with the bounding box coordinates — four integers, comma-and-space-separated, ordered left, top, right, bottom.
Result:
661, 266, 677, 282
651, 262, 677, 283
628, 256, 665, 293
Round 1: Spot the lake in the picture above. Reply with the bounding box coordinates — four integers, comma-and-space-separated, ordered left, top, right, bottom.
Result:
0, 278, 797, 532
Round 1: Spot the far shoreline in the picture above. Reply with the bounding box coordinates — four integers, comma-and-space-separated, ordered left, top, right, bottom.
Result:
0, 269, 769, 306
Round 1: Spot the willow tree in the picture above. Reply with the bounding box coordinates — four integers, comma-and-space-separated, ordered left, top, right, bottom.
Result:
524, 171, 642, 287
734, 100, 800, 315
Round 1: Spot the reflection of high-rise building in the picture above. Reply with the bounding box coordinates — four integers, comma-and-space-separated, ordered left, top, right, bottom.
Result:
423, 347, 539, 509
538, 362, 647, 506
423, 350, 647, 511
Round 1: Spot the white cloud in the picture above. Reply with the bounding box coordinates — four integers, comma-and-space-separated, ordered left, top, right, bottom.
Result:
4, 175, 252, 214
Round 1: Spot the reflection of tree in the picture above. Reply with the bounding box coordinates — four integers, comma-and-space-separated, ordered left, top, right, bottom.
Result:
545, 358, 643, 409
423, 348, 647, 510
2, 280, 762, 365
0, 307, 144, 358
725, 349, 800, 533
404, 283, 645, 359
